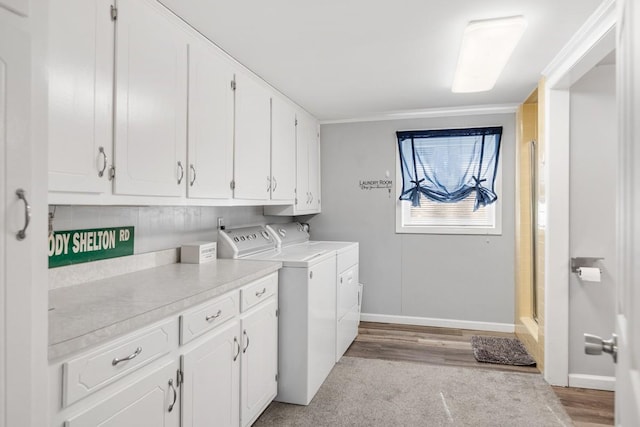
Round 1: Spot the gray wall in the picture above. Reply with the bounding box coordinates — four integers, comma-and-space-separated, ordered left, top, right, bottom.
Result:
51, 205, 290, 255
569, 63, 616, 378
309, 114, 516, 325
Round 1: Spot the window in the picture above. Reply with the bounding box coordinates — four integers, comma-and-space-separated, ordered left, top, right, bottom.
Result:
395, 127, 502, 235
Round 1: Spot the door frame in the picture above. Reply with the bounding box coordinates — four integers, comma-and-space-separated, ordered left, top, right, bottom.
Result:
540, 0, 616, 386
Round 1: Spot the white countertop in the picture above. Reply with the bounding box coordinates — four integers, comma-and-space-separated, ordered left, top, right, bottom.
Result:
48, 259, 282, 360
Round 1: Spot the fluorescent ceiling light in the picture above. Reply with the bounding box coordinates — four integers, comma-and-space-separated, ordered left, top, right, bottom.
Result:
452, 16, 527, 93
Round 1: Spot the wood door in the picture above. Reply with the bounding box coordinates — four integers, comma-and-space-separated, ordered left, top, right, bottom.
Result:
181, 320, 240, 427
113, 0, 187, 197
270, 95, 296, 201
234, 69, 271, 201
48, 0, 114, 194
240, 298, 277, 427
614, 0, 640, 422
186, 36, 234, 200
64, 361, 180, 427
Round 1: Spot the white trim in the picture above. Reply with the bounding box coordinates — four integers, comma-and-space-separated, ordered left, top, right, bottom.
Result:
542, 0, 616, 85
542, 0, 616, 387
568, 374, 616, 391
320, 103, 518, 125
360, 313, 515, 333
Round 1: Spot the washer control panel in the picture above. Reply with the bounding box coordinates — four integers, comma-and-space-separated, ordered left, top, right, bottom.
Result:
217, 226, 275, 258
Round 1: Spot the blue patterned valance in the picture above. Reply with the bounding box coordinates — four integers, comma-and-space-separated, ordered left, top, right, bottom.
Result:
397, 127, 502, 210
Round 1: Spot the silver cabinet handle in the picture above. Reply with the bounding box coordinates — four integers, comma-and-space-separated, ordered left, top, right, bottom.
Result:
233, 337, 240, 361
255, 288, 267, 297
15, 189, 31, 241
267, 176, 271, 192
177, 161, 184, 185
205, 309, 222, 322
309, 192, 313, 203
310, 270, 313, 279
98, 146, 108, 177
272, 176, 277, 192
340, 277, 343, 284
112, 346, 142, 366
189, 164, 196, 186
243, 330, 250, 353
168, 378, 177, 413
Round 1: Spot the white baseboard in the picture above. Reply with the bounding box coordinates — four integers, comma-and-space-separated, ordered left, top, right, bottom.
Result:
568, 373, 616, 391
360, 313, 515, 333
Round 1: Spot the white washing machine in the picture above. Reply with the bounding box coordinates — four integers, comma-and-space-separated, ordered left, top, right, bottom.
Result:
266, 223, 361, 362
218, 225, 337, 405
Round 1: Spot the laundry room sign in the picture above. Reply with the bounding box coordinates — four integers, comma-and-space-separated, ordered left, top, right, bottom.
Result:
48, 226, 134, 268
358, 179, 393, 190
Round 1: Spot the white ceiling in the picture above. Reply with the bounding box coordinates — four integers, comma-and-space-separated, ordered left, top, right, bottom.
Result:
161, 0, 603, 121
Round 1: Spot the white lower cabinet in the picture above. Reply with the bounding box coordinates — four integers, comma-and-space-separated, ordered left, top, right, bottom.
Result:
181, 319, 240, 427
50, 273, 279, 427
64, 360, 181, 427
240, 298, 278, 427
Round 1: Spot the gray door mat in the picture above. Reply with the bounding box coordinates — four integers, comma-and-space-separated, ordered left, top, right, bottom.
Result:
471, 336, 537, 366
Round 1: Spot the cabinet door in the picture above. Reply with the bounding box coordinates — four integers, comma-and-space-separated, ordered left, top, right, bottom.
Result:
181, 320, 239, 427
234, 70, 271, 200
270, 96, 296, 201
307, 122, 321, 211
48, 0, 114, 194
186, 36, 234, 199
240, 298, 278, 427
64, 361, 180, 427
113, 0, 187, 197
294, 112, 310, 211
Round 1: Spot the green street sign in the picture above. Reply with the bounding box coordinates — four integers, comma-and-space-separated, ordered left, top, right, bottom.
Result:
48, 226, 135, 268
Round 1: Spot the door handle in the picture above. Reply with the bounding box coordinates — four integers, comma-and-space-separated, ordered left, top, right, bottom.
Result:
98, 146, 108, 177
177, 161, 184, 185
15, 189, 31, 241
189, 164, 196, 186
584, 333, 617, 363
167, 378, 177, 412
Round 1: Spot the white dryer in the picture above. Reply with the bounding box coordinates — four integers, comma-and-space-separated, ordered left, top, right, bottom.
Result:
266, 223, 361, 362
218, 225, 336, 405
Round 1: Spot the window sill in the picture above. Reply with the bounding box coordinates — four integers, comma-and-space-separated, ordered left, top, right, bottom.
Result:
395, 225, 502, 235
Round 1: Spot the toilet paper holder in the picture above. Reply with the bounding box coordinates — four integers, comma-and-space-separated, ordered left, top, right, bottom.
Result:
571, 257, 604, 273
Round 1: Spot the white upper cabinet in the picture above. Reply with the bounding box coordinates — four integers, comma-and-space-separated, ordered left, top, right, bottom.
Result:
263, 109, 321, 216
233, 69, 271, 201
186, 35, 234, 200
307, 124, 321, 212
113, 0, 187, 197
270, 95, 296, 202
48, 0, 114, 196
295, 111, 321, 213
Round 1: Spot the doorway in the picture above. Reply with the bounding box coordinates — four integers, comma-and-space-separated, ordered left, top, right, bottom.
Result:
568, 54, 616, 391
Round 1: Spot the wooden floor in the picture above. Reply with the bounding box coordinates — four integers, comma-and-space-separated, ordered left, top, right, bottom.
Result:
346, 322, 614, 426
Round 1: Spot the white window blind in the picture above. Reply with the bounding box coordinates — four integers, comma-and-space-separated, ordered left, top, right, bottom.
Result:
405, 195, 495, 227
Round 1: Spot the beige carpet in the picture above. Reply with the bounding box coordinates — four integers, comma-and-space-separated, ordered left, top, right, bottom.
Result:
254, 356, 572, 427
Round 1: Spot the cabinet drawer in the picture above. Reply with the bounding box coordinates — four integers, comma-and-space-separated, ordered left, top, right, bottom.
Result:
241, 273, 278, 312
62, 318, 178, 407
180, 292, 239, 345
337, 244, 359, 273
